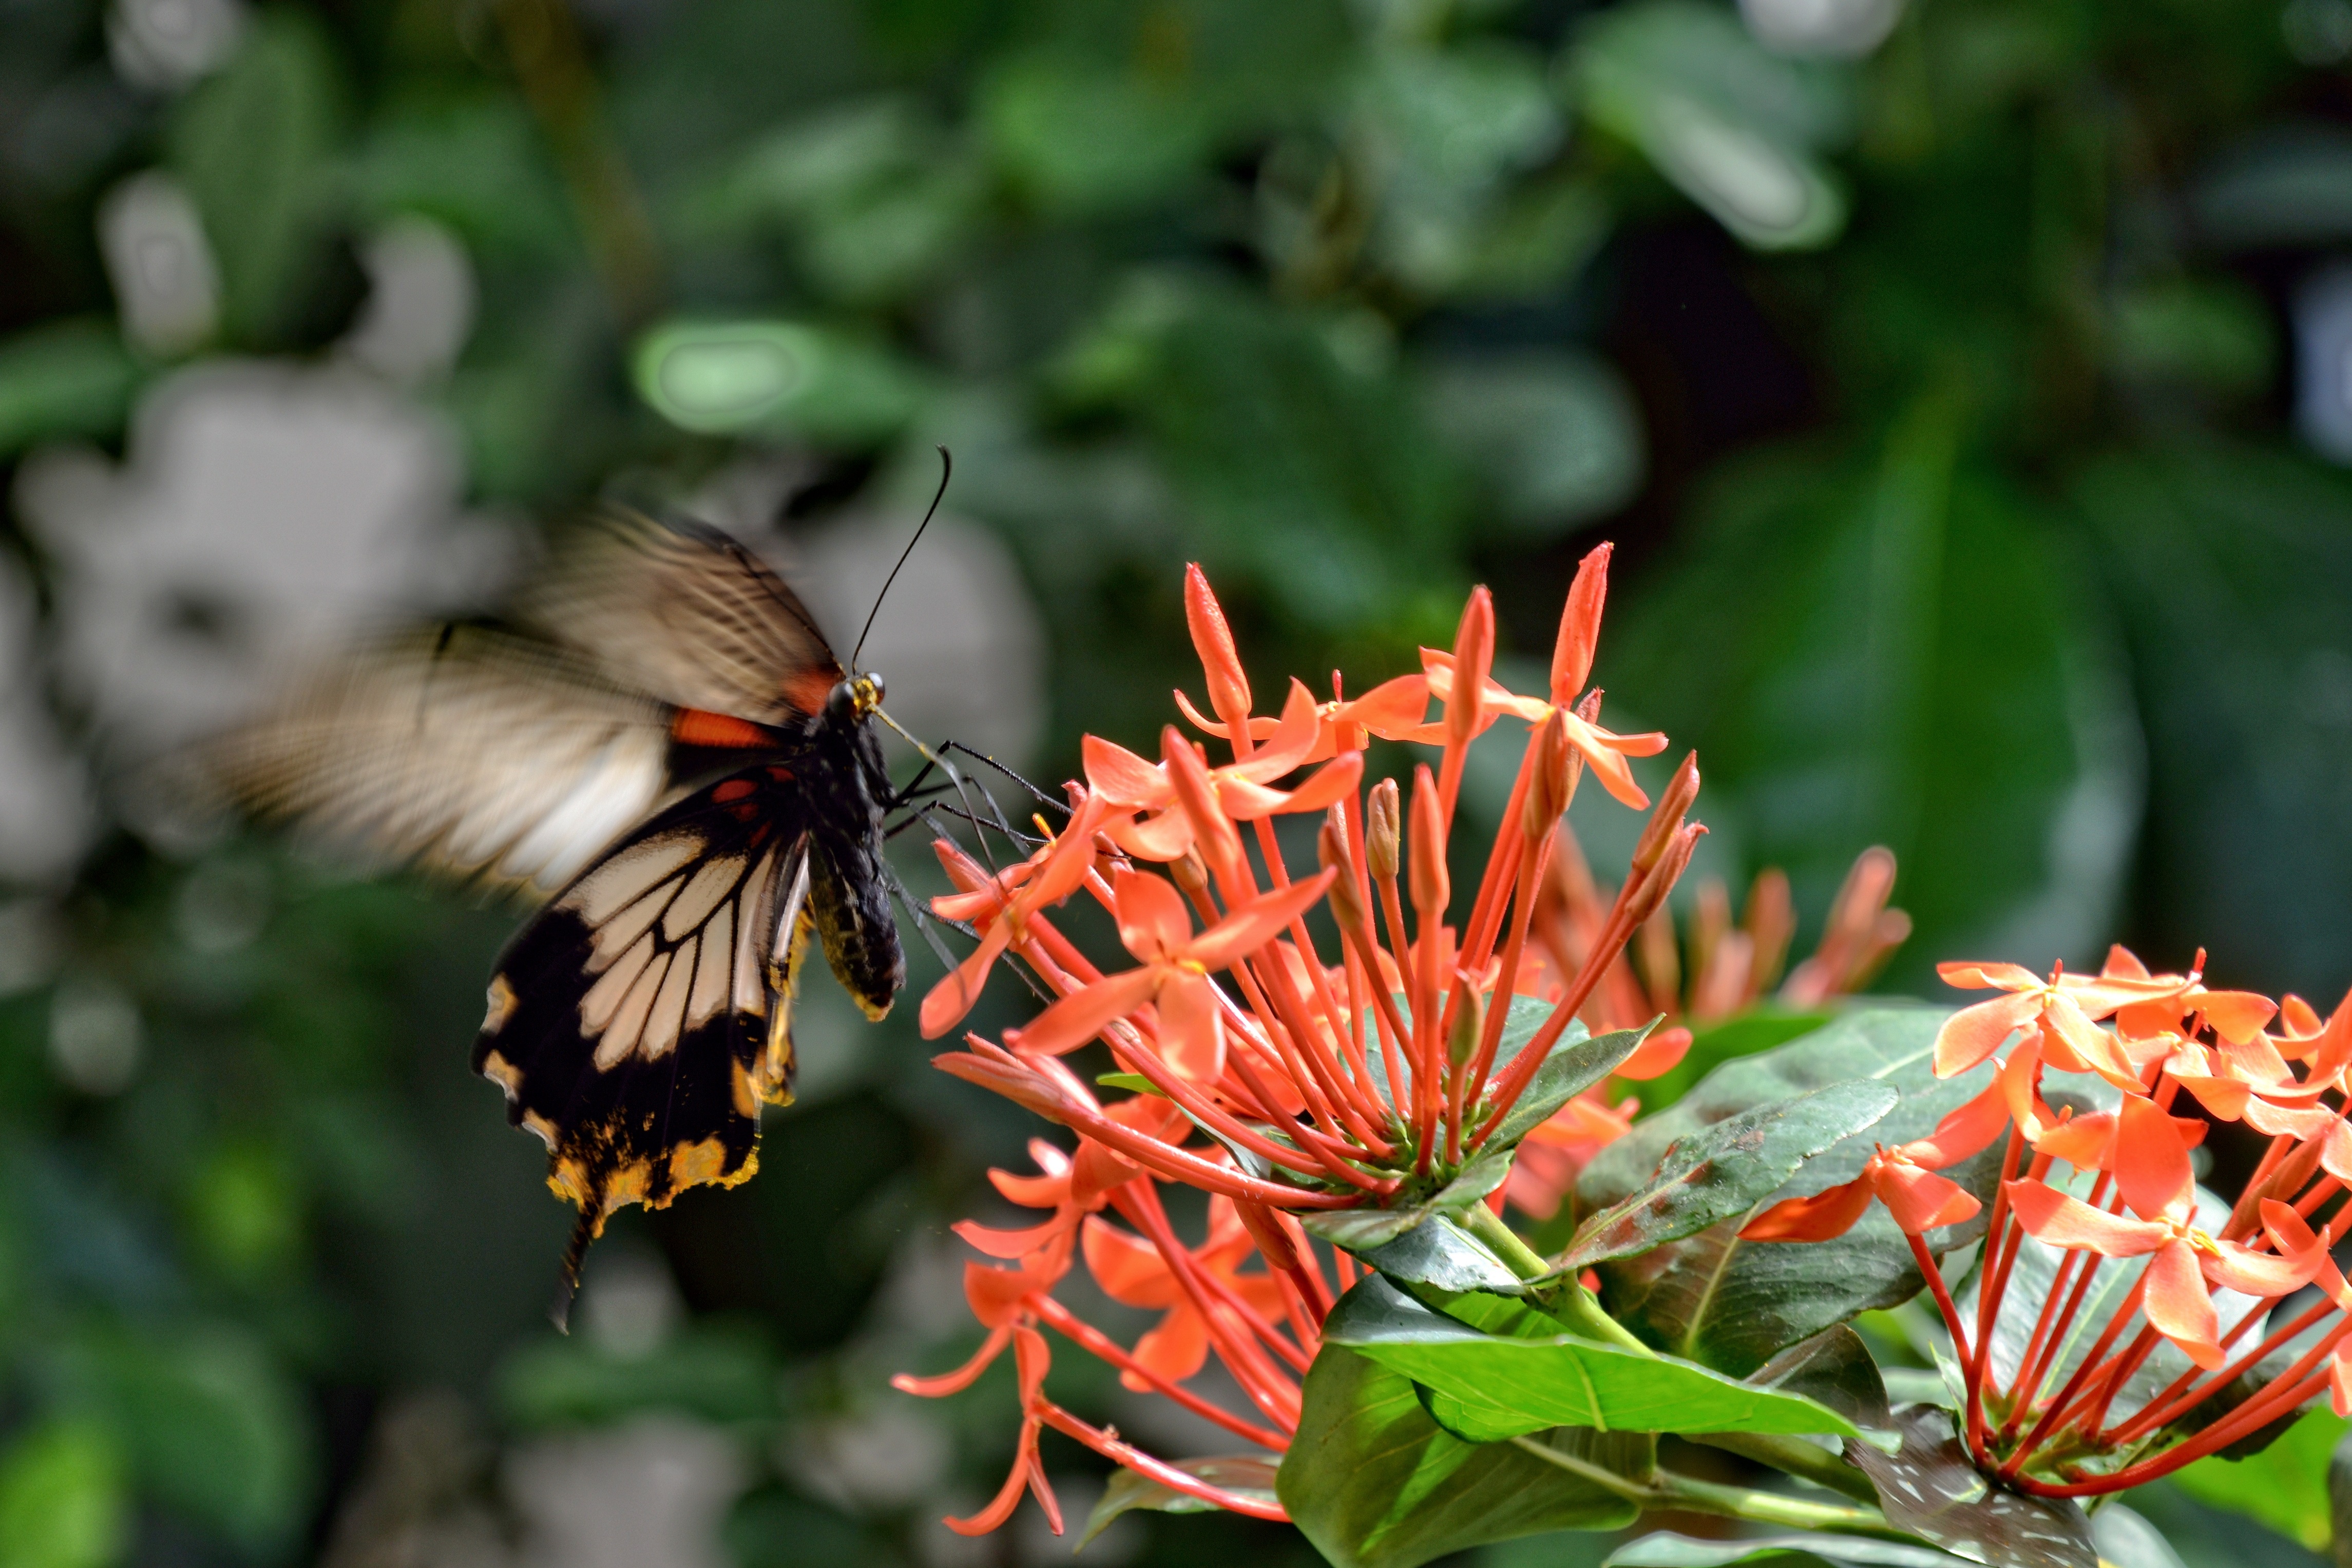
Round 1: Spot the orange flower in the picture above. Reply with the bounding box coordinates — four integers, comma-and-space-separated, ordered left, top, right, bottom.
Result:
1743, 1077, 2010, 1241
2005, 1097, 2316, 1369
1083, 1201, 1289, 1389
1931, 957, 2189, 1082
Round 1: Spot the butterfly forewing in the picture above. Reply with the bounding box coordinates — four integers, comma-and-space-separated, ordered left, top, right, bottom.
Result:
475, 766, 819, 1252
519, 510, 844, 726
195, 625, 673, 896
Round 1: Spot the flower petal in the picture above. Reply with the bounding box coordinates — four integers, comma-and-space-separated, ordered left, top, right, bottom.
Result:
2004, 1180, 2170, 1255
1874, 1162, 1983, 1234
1114, 867, 1192, 962
1186, 869, 1338, 970
1081, 1216, 1183, 1309
1084, 734, 1171, 808
1155, 970, 1227, 1084
1904, 1080, 2012, 1168
921, 919, 1014, 1038
2115, 1093, 2195, 1222
2200, 1238, 2317, 1298
1934, 992, 2041, 1077
2141, 1239, 2224, 1369
1012, 968, 1164, 1057
1739, 1176, 1877, 1242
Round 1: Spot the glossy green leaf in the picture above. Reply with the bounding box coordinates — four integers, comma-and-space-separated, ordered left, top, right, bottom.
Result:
1578, 1008, 1998, 1375
0, 1421, 127, 1568
1323, 1276, 1859, 1443
632, 320, 924, 445
1751, 1325, 1895, 1442
1348, 1213, 1524, 1294
1605, 1532, 1973, 1567
1277, 1338, 1647, 1568
167, 13, 343, 343
2170, 1406, 2345, 1552
1605, 396, 2143, 990
1573, 1, 1849, 250
1078, 1456, 1280, 1546
1560, 1078, 1897, 1270
0, 323, 141, 456
1841, 1407, 2095, 1568
1484, 1022, 1654, 1150
1297, 1145, 1513, 1250
2086, 1505, 2187, 1568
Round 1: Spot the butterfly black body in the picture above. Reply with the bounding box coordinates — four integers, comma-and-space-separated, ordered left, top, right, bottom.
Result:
198, 511, 908, 1314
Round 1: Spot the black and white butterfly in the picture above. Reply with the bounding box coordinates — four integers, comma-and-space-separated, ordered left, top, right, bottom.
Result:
194, 508, 913, 1318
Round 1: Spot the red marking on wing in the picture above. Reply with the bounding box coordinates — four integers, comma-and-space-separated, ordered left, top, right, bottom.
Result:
784, 670, 837, 715
713, 778, 758, 804
673, 709, 771, 748
767, 766, 795, 782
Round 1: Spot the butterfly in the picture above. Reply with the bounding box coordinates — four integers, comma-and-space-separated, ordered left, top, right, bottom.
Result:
193, 507, 914, 1320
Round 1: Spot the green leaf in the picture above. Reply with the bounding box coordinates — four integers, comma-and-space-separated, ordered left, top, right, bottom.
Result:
1276, 1337, 1647, 1568
1840, 1407, 2095, 1568
1298, 1144, 1513, 1250
0, 1421, 127, 1568
1420, 350, 1646, 533
1605, 396, 2143, 990
1484, 1021, 1654, 1150
1095, 1071, 1163, 1096
1605, 1532, 1974, 1567
59, 1326, 313, 1550
1348, 1213, 1523, 1294
632, 320, 924, 446
2170, 1406, 2344, 1552
1577, 1007, 1999, 1375
1750, 1325, 1896, 1443
1635, 1009, 1837, 1112
167, 13, 343, 343
1573, 1, 1849, 250
1560, 1078, 1897, 1271
2086, 1505, 2187, 1568
1323, 1276, 1859, 1443
1077, 1456, 1280, 1547
980, 53, 1214, 215
0, 323, 141, 456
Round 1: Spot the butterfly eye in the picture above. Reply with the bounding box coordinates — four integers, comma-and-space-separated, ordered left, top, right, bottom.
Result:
863, 674, 886, 709
826, 680, 857, 722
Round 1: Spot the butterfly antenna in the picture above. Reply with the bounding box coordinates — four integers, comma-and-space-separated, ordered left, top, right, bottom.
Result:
851, 446, 951, 672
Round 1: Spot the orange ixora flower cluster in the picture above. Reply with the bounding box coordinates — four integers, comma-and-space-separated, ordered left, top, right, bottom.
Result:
893, 549, 1700, 1535
1744, 948, 2352, 1495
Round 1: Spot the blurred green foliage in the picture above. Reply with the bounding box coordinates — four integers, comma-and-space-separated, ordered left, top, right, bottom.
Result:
3, 0, 2351, 1563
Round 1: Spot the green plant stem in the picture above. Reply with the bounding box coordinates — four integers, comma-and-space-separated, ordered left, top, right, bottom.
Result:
1459, 1202, 1650, 1354
1687, 1431, 1882, 1505
1506, 1437, 1903, 1539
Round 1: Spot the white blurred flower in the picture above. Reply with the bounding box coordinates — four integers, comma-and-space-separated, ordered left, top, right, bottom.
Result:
15, 360, 511, 754
108, 0, 247, 91
577, 1245, 685, 1361
341, 216, 479, 387
49, 977, 143, 1095
98, 170, 219, 356
783, 1406, 949, 1510
508, 1417, 743, 1568
1738, 0, 1904, 58
2294, 261, 2352, 464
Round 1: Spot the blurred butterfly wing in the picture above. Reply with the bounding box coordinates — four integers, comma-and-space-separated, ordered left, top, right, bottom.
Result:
521, 509, 843, 725
476, 767, 817, 1268
194, 626, 674, 897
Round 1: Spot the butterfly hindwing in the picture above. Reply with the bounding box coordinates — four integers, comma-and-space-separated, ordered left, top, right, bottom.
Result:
472, 767, 819, 1275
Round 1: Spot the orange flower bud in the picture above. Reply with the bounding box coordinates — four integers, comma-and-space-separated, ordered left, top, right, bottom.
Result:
1446, 587, 1495, 750
1446, 980, 1484, 1068
1162, 725, 1241, 883
1320, 819, 1368, 933
1629, 823, 1706, 926
1631, 752, 1701, 877
1408, 764, 1448, 916
1552, 542, 1611, 705
1184, 563, 1252, 732
1170, 845, 1209, 898
1521, 710, 1573, 843
1366, 777, 1401, 882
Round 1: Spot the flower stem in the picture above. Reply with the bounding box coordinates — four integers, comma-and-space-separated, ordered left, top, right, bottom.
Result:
1460, 1200, 1652, 1355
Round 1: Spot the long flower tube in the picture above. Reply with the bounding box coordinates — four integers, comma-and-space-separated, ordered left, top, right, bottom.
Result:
898, 549, 1700, 1538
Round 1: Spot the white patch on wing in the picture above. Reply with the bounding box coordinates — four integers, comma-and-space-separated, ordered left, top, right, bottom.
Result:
499, 732, 668, 888
734, 850, 777, 1017
642, 935, 695, 1060
663, 854, 745, 942
582, 932, 655, 1036
590, 874, 681, 971
565, 831, 701, 924
691, 902, 733, 1027
597, 950, 671, 1070
774, 849, 812, 966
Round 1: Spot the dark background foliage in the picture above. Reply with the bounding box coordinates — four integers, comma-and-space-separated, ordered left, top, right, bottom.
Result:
2, 0, 2350, 1563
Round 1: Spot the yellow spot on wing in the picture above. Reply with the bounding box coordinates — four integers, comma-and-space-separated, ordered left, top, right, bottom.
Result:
482, 974, 518, 1035
481, 1047, 522, 1101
